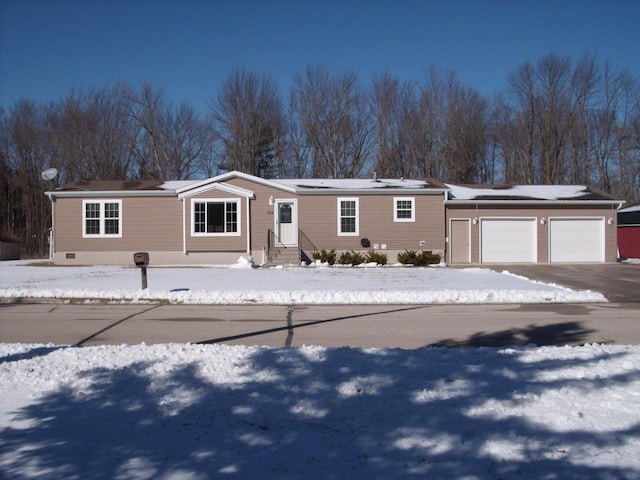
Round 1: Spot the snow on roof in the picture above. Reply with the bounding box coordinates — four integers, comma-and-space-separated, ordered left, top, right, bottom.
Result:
619, 204, 640, 213
446, 184, 611, 201
274, 178, 436, 190
159, 180, 199, 190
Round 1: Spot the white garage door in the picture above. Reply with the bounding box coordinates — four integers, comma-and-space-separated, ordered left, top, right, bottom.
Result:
549, 218, 604, 262
481, 218, 537, 263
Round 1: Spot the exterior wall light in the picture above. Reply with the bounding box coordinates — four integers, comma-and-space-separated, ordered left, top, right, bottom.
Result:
540, 218, 546, 225
472, 217, 478, 225
607, 218, 614, 225
269, 196, 274, 206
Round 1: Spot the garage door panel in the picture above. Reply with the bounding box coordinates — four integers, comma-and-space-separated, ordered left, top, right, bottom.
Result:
481, 219, 536, 263
549, 218, 604, 263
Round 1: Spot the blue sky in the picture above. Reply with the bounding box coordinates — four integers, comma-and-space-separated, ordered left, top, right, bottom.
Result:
1, 0, 639, 112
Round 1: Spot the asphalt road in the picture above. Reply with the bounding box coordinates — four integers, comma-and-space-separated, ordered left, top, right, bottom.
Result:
1, 302, 639, 348
2, 263, 638, 349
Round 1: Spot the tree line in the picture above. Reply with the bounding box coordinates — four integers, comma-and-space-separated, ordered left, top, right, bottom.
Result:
2, 52, 639, 257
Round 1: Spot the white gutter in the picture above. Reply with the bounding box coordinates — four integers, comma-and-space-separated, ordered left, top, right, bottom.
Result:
444, 199, 623, 206
47, 190, 177, 198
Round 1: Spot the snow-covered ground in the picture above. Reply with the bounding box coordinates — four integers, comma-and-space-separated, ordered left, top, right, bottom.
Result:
2, 260, 639, 479
1, 343, 640, 479
0, 258, 606, 304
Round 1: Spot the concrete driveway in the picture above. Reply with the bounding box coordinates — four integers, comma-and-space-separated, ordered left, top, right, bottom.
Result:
483, 262, 639, 303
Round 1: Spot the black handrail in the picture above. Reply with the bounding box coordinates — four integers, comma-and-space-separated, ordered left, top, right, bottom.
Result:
267, 228, 317, 265
298, 229, 318, 265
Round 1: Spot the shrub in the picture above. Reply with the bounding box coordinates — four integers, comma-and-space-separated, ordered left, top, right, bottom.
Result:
417, 250, 441, 266
397, 250, 419, 265
365, 249, 388, 265
312, 249, 336, 265
337, 250, 366, 265
397, 250, 441, 266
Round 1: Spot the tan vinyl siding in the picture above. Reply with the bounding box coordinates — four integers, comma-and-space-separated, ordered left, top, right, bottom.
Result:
445, 204, 619, 263
227, 177, 446, 253
54, 197, 183, 252
297, 193, 445, 252
226, 178, 290, 251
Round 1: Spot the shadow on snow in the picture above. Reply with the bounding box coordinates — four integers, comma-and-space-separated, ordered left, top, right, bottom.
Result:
1, 345, 639, 479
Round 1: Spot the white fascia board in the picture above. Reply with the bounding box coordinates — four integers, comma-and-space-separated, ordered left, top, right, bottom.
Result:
46, 190, 177, 199
178, 181, 255, 199
444, 199, 622, 206
174, 170, 297, 196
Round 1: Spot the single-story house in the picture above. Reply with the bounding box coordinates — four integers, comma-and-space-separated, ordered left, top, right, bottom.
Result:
45, 171, 623, 266
0, 235, 21, 261
617, 205, 640, 259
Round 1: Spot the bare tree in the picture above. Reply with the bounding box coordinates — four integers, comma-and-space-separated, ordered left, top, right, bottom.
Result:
49, 84, 139, 182
290, 66, 374, 178
370, 71, 418, 177
212, 68, 286, 177
1, 100, 53, 256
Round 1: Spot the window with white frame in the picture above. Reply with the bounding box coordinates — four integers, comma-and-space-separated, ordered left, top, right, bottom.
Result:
82, 200, 122, 237
394, 197, 415, 222
338, 198, 359, 236
192, 199, 240, 235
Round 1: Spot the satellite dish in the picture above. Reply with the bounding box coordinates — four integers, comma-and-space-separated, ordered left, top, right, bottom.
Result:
41, 168, 58, 181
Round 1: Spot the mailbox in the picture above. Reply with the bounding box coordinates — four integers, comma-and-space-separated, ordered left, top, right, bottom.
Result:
134, 252, 149, 267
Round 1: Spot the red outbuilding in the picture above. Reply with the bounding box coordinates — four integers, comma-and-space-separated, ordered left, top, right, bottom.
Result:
618, 205, 640, 259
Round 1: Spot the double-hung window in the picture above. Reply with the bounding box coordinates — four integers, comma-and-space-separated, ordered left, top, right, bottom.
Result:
82, 200, 122, 237
394, 197, 415, 222
337, 198, 359, 236
192, 199, 240, 236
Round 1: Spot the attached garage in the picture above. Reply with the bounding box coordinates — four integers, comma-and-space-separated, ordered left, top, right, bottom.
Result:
549, 218, 604, 263
445, 183, 622, 264
480, 218, 536, 263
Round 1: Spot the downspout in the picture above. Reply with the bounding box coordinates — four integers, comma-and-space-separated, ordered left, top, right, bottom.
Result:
246, 197, 251, 254
47, 193, 55, 261
182, 198, 187, 254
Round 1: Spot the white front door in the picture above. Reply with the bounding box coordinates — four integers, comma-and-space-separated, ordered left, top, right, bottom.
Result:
275, 200, 297, 246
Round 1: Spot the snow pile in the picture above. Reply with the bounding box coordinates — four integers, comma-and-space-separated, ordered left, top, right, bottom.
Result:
1, 342, 639, 479
0, 261, 606, 304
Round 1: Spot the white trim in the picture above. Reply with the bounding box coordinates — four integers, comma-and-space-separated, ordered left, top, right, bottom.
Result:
190, 198, 242, 237
178, 181, 254, 200
445, 199, 621, 206
394, 197, 415, 222
49, 190, 176, 198
82, 199, 123, 238
176, 170, 296, 196
337, 197, 359, 236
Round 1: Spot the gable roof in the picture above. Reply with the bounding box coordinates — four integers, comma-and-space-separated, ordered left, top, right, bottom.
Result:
445, 183, 622, 204
174, 170, 447, 195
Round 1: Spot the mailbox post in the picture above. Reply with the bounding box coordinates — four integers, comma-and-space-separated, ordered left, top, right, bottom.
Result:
134, 252, 150, 289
